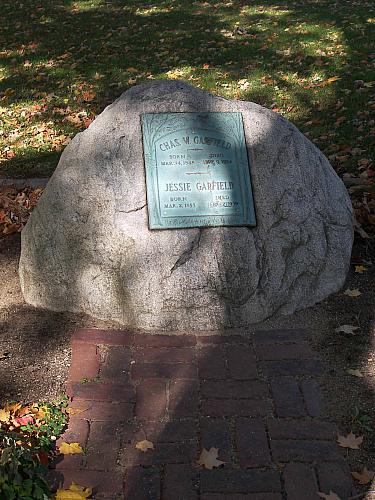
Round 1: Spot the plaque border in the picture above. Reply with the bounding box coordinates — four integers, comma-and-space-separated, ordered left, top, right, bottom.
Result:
141, 112, 257, 230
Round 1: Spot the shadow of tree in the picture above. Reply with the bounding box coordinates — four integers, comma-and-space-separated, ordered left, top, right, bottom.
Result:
1, 0, 373, 177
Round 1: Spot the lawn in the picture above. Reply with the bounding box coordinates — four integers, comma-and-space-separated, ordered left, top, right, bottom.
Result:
0, 0, 374, 234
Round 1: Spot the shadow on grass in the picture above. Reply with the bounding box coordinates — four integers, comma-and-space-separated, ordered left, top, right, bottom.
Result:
1, 0, 374, 176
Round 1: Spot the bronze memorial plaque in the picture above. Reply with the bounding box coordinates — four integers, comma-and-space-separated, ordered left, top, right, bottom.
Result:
141, 112, 256, 229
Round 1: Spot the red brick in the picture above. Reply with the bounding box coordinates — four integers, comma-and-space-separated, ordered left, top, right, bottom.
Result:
255, 343, 315, 360
259, 359, 324, 377
201, 380, 268, 400
253, 329, 310, 344
201, 494, 283, 500
48, 470, 123, 498
201, 399, 272, 418
271, 440, 342, 462
283, 463, 320, 500
137, 420, 196, 443
316, 462, 356, 499
227, 346, 257, 379
267, 419, 337, 440
198, 346, 227, 379
86, 421, 121, 470
57, 419, 89, 448
69, 343, 100, 382
132, 362, 197, 379
168, 379, 199, 418
200, 418, 231, 462
200, 469, 281, 494
197, 335, 246, 345
301, 379, 326, 417
133, 346, 195, 363
124, 467, 160, 500
67, 382, 135, 402
72, 328, 133, 346
135, 379, 167, 420
270, 378, 306, 417
134, 333, 196, 347
67, 400, 133, 421
121, 441, 197, 466
99, 346, 131, 380
53, 454, 85, 471
236, 418, 270, 468
163, 464, 198, 500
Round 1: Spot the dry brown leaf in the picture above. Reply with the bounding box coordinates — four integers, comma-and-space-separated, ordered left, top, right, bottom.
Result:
343, 288, 362, 298
346, 368, 364, 378
59, 442, 84, 455
337, 432, 363, 449
135, 439, 154, 452
66, 406, 89, 416
335, 325, 359, 334
351, 467, 375, 484
355, 265, 367, 273
197, 447, 225, 470
317, 492, 342, 500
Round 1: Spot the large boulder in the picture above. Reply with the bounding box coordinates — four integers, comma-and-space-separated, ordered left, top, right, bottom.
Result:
19, 80, 354, 331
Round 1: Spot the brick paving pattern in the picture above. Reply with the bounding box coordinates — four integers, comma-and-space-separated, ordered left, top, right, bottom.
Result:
49, 328, 356, 499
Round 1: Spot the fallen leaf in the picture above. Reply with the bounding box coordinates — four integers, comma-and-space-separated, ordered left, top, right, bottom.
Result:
337, 432, 363, 449
0, 409, 11, 422
351, 467, 375, 485
343, 288, 362, 298
346, 368, 364, 378
317, 492, 342, 500
335, 325, 359, 334
82, 91, 96, 102
59, 442, 84, 455
56, 482, 92, 499
197, 447, 225, 470
355, 265, 367, 273
15, 415, 34, 426
135, 439, 154, 452
66, 406, 89, 416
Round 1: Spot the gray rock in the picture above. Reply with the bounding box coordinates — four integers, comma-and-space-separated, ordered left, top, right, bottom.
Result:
19, 80, 354, 331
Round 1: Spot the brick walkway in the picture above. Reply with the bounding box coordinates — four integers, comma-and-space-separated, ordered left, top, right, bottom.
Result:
49, 328, 356, 499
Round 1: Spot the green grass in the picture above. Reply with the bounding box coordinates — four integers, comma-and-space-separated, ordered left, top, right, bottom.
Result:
0, 0, 374, 184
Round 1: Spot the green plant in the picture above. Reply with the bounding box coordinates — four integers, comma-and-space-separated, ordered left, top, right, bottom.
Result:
0, 397, 68, 500
350, 405, 373, 434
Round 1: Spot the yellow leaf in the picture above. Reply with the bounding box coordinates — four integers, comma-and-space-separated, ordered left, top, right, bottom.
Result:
197, 447, 225, 470
355, 265, 366, 273
327, 76, 341, 84
59, 442, 84, 455
135, 439, 154, 452
337, 432, 363, 449
4, 402, 22, 414
0, 409, 10, 422
126, 67, 138, 73
56, 482, 92, 499
343, 288, 361, 298
351, 467, 375, 485
66, 406, 89, 416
